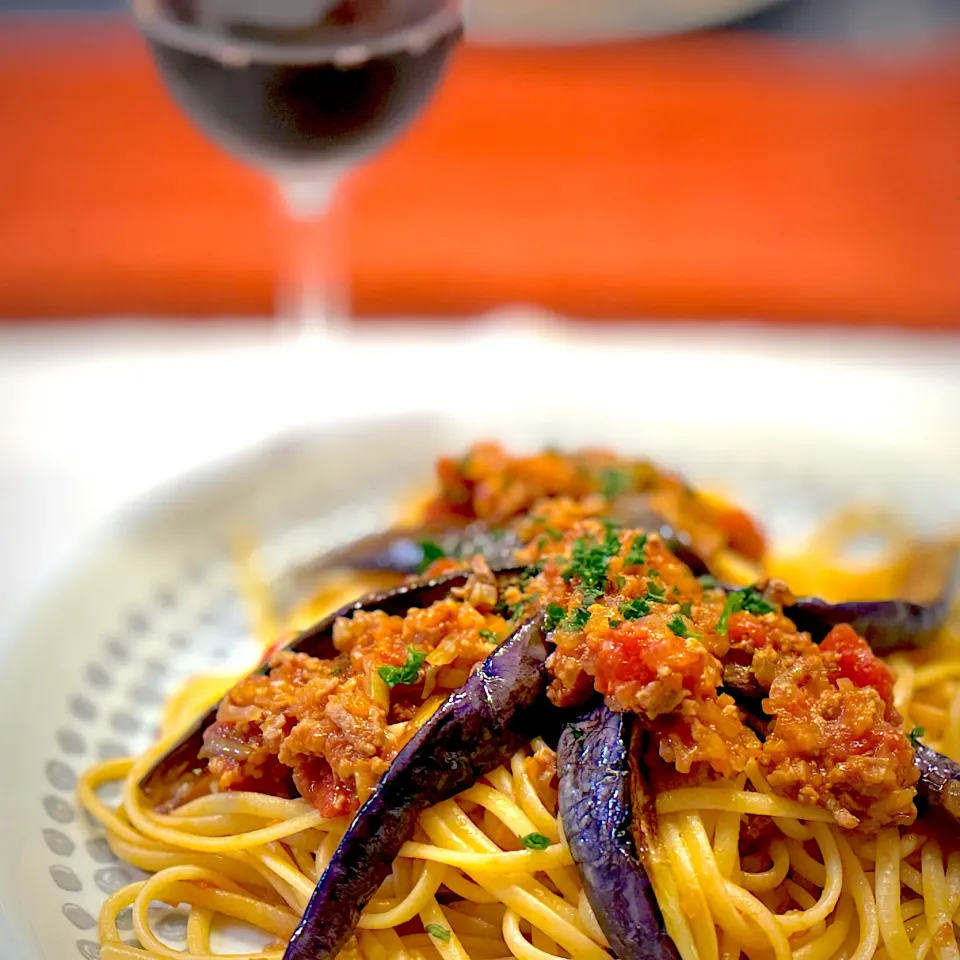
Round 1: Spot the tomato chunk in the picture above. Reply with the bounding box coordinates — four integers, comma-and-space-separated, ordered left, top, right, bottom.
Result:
821, 624, 895, 706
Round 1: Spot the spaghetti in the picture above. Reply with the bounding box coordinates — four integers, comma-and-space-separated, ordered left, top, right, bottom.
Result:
78, 444, 960, 960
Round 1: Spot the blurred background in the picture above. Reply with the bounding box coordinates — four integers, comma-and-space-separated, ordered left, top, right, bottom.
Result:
1, 0, 959, 620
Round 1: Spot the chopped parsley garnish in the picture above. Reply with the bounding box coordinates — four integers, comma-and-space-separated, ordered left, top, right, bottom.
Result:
740, 588, 777, 616
378, 649, 427, 687
646, 581, 667, 602
620, 597, 651, 620
570, 726, 586, 742
417, 539, 446, 574
563, 531, 620, 594
909, 726, 926, 748
479, 629, 497, 642
698, 574, 718, 590
520, 832, 551, 850
425, 924, 452, 942
601, 467, 632, 500
564, 606, 592, 631
609, 618, 621, 629
544, 603, 567, 633
668, 615, 698, 639
679, 601, 693, 618
545, 526, 564, 542
329, 667, 343, 676
716, 586, 777, 636
624, 534, 648, 568
501, 592, 539, 620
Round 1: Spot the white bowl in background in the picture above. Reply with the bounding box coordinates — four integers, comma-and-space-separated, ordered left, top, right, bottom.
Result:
463, 0, 788, 44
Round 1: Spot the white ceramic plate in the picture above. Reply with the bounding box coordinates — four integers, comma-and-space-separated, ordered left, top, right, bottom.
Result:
2, 411, 960, 960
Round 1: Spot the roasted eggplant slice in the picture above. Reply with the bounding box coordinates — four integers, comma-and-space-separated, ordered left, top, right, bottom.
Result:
140, 568, 524, 804
286, 497, 712, 584
283, 612, 551, 960
785, 553, 958, 654
914, 744, 960, 824
558, 704, 679, 960
607, 495, 712, 578
287, 522, 522, 582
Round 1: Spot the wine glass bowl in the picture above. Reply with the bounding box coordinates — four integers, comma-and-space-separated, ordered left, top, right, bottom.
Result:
135, 0, 462, 177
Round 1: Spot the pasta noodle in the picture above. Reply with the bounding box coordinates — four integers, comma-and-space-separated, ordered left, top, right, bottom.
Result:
80, 737, 604, 960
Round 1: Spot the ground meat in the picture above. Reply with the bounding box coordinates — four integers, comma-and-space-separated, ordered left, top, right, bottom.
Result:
195, 586, 507, 816
760, 636, 918, 830
425, 442, 637, 524
420, 442, 766, 565
653, 698, 761, 778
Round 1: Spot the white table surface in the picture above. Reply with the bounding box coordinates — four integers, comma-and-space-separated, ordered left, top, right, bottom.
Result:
2, 316, 959, 625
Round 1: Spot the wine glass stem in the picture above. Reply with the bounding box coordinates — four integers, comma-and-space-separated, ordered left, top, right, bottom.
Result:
276, 173, 345, 337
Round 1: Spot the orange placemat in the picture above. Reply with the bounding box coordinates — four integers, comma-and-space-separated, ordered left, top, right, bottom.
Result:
1, 17, 960, 324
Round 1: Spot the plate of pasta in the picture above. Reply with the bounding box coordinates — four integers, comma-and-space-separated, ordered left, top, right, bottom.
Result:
1, 413, 959, 960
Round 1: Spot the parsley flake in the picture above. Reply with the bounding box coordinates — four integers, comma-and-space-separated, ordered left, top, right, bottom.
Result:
479, 629, 497, 642
909, 726, 926, 748
563, 532, 620, 595
564, 606, 591, 631
679, 601, 693, 618
646, 581, 667, 602
425, 924, 451, 942
716, 587, 776, 636
417, 540, 446, 574
624, 534, 648, 568
501, 592, 539, 620
544, 603, 567, 633
698, 574, 718, 590
378, 649, 427, 687
570, 726, 586, 742
521, 832, 551, 850
620, 597, 651, 621
601, 467, 631, 500
668, 615, 698, 639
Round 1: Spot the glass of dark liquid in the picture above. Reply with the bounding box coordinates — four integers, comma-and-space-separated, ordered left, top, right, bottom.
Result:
133, 0, 462, 329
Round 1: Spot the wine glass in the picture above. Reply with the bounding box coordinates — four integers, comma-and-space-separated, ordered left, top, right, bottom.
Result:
132, 0, 462, 335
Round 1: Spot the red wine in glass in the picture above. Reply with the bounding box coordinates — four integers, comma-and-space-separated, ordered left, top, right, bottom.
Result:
137, 0, 462, 173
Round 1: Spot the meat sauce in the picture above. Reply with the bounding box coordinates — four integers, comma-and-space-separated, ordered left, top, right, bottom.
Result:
200, 562, 510, 818
507, 520, 918, 829
183, 449, 916, 832
422, 441, 767, 565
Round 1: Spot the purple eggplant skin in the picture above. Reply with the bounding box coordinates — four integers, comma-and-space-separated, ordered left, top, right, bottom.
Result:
558, 704, 680, 960
784, 595, 952, 655
283, 612, 551, 960
140, 568, 525, 803
289, 498, 710, 581
914, 744, 960, 824
788, 551, 958, 654
289, 522, 523, 579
